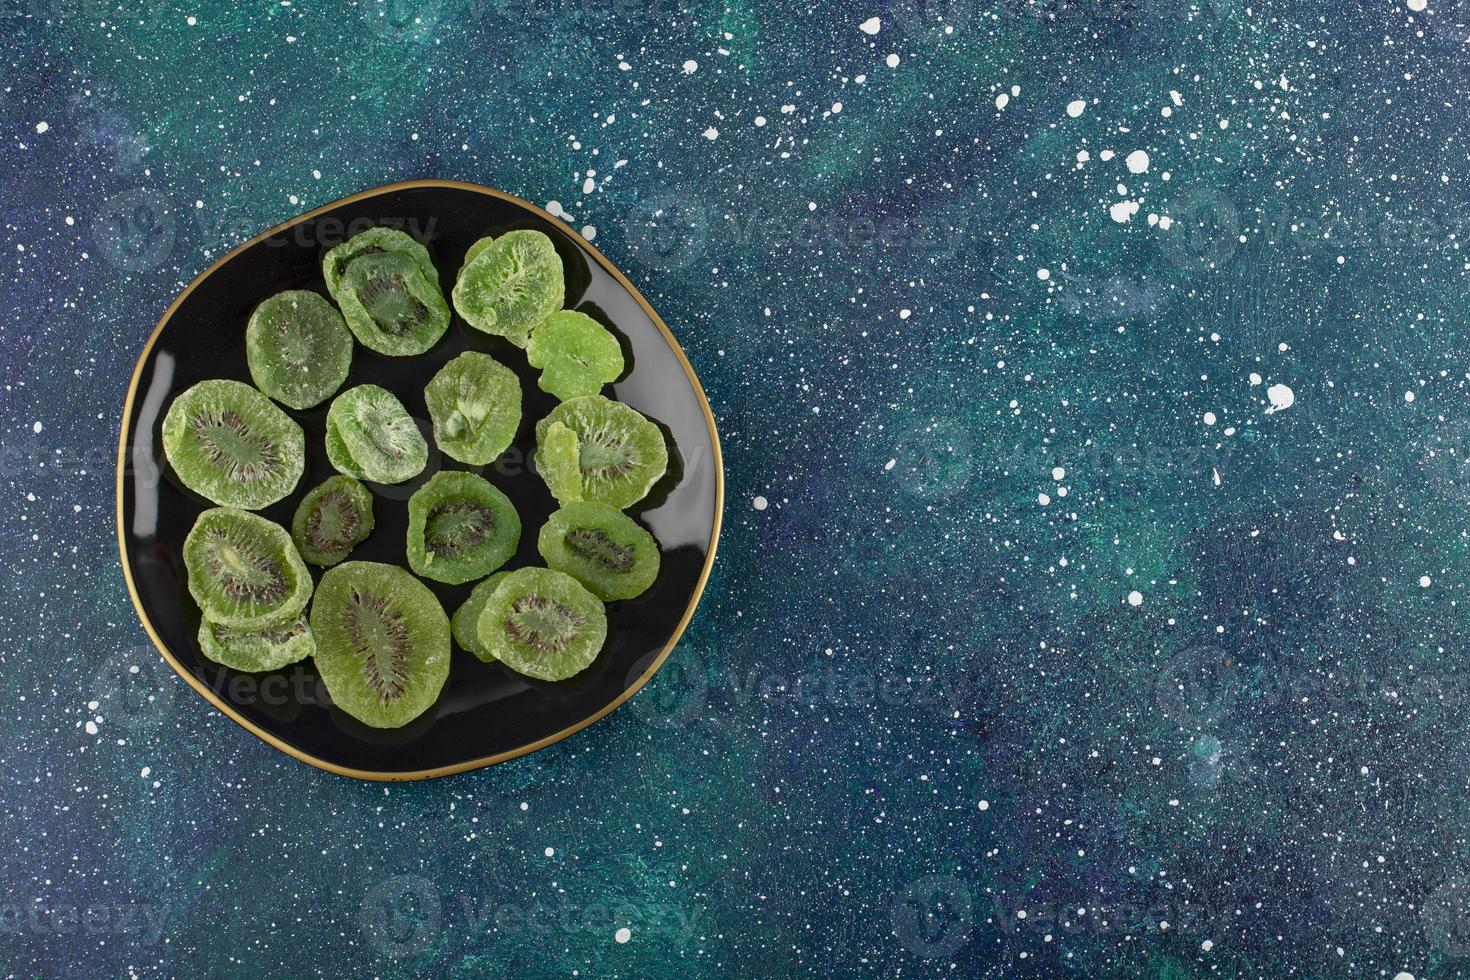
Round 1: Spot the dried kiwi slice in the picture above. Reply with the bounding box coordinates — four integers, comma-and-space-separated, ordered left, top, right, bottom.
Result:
406, 471, 521, 584
322, 226, 440, 301
451, 229, 564, 347
476, 567, 607, 681
291, 475, 375, 566
537, 502, 660, 601
534, 395, 668, 510
184, 508, 312, 629
536, 420, 584, 504
245, 290, 353, 410
451, 572, 509, 662
336, 251, 450, 356
162, 379, 306, 509
325, 384, 429, 484
310, 561, 450, 729
197, 614, 315, 673
526, 310, 625, 401
423, 351, 521, 465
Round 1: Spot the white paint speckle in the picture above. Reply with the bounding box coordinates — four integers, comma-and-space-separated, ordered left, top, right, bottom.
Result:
1420, 576, 1432, 588
35, 121, 48, 134
1203, 412, 1217, 426
32, 421, 42, 434
1407, 0, 1426, 10
753, 496, 768, 511
682, 59, 698, 74
754, 115, 766, 127
581, 225, 596, 241
1127, 591, 1144, 607
1066, 100, 1086, 118
1404, 390, 1415, 402
978, 800, 990, 810
615, 927, 632, 944
859, 16, 881, 35
1126, 149, 1150, 174
1038, 493, 1051, 506
702, 126, 719, 140
885, 53, 900, 68
995, 93, 1010, 110
1051, 467, 1065, 480
1202, 940, 1214, 952
1037, 268, 1050, 281
140, 767, 151, 778
544, 847, 555, 857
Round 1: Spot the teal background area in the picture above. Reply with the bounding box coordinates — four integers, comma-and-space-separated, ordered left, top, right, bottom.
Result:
2, 0, 1467, 976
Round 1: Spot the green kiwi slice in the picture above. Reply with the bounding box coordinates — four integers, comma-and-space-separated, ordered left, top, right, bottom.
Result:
451, 229, 564, 347
476, 567, 607, 681
162, 379, 305, 510
534, 395, 668, 510
526, 310, 625, 401
423, 351, 521, 465
335, 251, 450, 356
535, 420, 584, 504
406, 470, 521, 584
325, 384, 429, 484
451, 572, 509, 662
537, 501, 660, 601
291, 475, 375, 567
184, 507, 313, 629
245, 290, 353, 410
309, 561, 450, 729
456, 235, 494, 282
197, 614, 315, 673
322, 226, 440, 301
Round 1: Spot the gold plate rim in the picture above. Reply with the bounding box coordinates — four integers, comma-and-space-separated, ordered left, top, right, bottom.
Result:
114, 178, 724, 781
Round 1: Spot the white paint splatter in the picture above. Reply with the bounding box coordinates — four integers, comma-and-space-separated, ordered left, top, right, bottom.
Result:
1127, 591, 1144, 607
615, 927, 632, 944
1066, 100, 1086, 118
1265, 383, 1295, 414
859, 16, 881, 34
1110, 200, 1140, 223
753, 496, 768, 510
1126, 149, 1150, 174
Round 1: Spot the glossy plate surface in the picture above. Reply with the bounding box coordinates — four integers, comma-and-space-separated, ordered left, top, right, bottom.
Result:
117, 180, 722, 780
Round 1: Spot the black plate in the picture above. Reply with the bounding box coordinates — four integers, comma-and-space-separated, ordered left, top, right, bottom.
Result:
116, 180, 722, 780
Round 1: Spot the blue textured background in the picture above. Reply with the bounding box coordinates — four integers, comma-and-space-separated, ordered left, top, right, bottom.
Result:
3, 0, 1468, 976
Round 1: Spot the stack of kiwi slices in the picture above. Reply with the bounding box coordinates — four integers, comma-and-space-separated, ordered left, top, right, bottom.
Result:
161, 225, 668, 730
